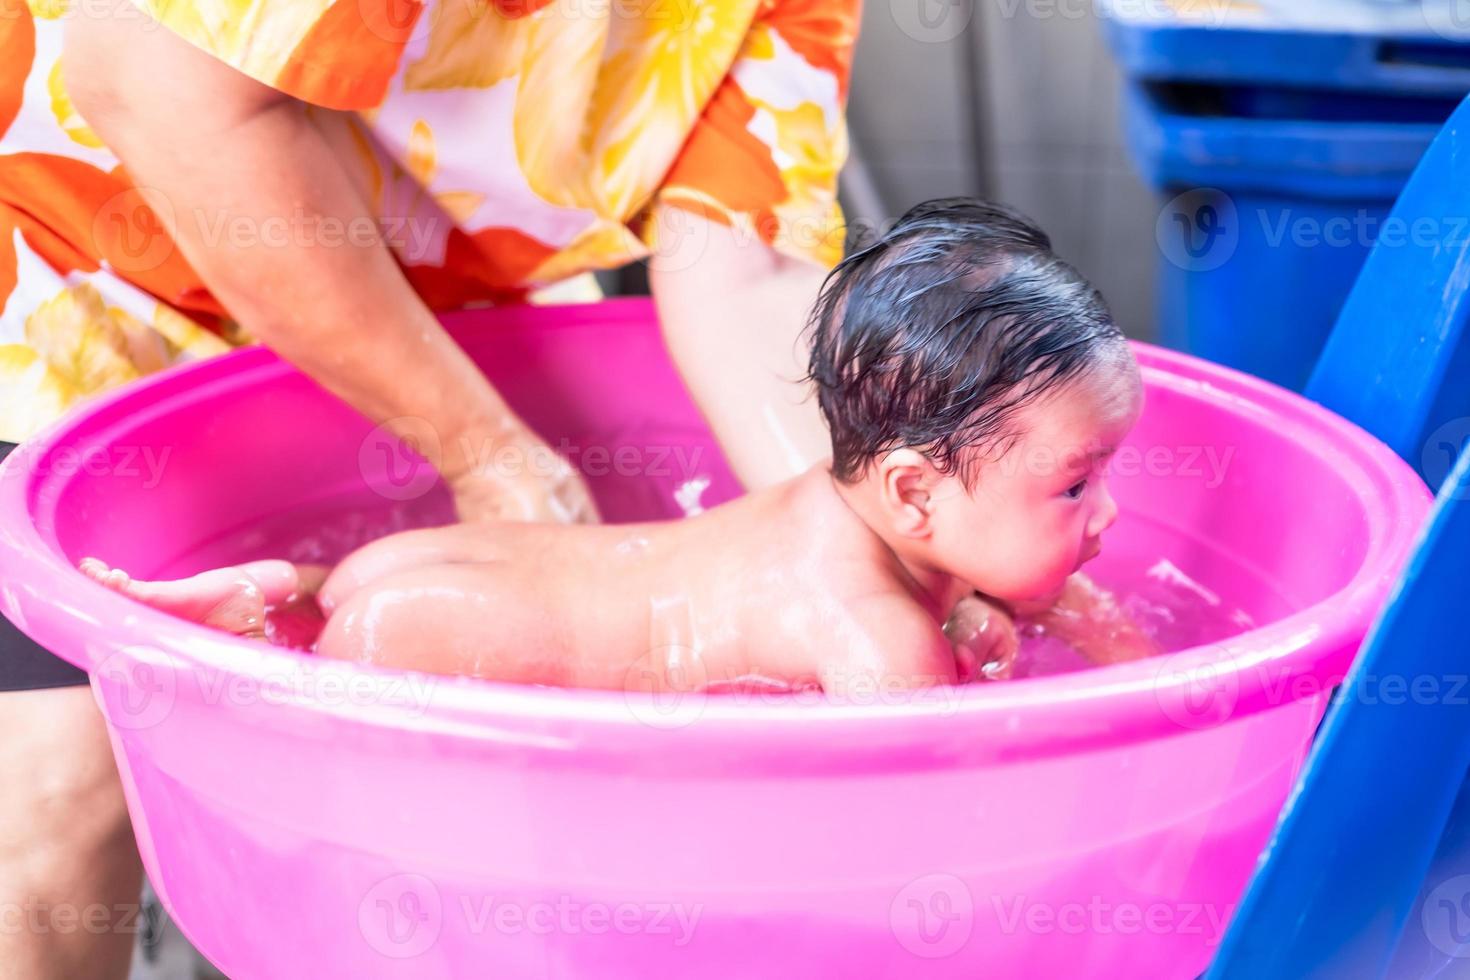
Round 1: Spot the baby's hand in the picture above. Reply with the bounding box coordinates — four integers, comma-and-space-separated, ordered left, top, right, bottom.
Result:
944, 593, 1019, 682
1019, 572, 1159, 666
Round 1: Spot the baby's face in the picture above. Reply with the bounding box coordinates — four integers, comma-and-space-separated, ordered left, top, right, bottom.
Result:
927, 362, 1144, 604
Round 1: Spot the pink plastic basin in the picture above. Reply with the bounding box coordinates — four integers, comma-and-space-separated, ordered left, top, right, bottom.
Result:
0, 299, 1431, 978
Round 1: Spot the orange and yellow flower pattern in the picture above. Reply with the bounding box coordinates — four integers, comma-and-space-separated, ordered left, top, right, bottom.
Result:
0, 0, 857, 442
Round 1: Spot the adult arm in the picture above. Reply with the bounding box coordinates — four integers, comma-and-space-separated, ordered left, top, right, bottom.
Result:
647, 207, 832, 489
62, 2, 596, 524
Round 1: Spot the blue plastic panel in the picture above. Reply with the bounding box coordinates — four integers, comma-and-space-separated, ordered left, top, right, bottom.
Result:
1101, 0, 1470, 95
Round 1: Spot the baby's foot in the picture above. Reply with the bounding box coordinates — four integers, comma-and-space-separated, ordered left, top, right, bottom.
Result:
79, 557, 300, 637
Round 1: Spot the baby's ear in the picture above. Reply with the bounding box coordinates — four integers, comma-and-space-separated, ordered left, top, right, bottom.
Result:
876, 448, 939, 538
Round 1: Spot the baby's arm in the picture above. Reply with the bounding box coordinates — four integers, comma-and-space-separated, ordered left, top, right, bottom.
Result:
1016, 572, 1159, 666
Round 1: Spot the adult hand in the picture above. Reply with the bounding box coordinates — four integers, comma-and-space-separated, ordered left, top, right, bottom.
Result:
445, 422, 599, 525
66, 6, 600, 528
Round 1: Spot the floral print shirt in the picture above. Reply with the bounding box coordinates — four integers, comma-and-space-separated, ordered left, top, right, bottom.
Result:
0, 0, 856, 441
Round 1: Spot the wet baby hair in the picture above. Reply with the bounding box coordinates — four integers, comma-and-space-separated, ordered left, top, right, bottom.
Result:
806, 197, 1129, 485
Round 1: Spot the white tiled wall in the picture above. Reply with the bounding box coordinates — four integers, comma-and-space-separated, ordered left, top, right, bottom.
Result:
847, 1, 1159, 340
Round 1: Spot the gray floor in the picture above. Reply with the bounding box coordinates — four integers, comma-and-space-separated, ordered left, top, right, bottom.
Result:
127, 882, 225, 980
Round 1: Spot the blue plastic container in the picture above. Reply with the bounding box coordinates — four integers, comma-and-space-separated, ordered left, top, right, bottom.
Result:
1102, 1, 1470, 390
1202, 86, 1470, 979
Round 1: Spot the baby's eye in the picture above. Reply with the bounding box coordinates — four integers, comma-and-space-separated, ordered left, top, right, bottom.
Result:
1063, 479, 1087, 500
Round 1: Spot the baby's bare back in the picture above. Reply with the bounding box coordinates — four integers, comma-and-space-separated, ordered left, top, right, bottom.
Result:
316, 469, 951, 691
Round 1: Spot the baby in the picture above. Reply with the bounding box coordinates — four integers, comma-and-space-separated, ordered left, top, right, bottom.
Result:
81, 199, 1153, 694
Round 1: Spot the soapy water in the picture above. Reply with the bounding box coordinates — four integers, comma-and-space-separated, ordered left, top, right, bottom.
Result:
167, 496, 1259, 678
261, 597, 328, 652
673, 477, 711, 518
1010, 559, 1255, 680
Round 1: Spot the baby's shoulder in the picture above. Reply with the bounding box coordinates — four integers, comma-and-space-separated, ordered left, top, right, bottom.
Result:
818, 588, 956, 691
839, 585, 944, 642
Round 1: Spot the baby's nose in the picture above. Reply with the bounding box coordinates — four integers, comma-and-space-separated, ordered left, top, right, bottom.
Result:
1089, 482, 1120, 535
